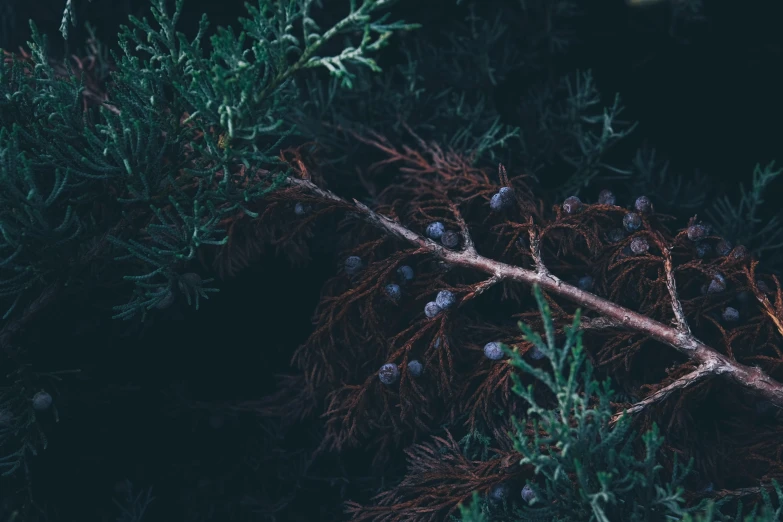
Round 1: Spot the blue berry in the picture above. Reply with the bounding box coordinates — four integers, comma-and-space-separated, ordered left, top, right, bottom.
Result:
441, 230, 460, 249
294, 202, 311, 216
634, 195, 652, 213
716, 239, 733, 256
484, 342, 504, 360
696, 243, 711, 258
623, 212, 642, 232
435, 290, 456, 310
32, 391, 52, 411
687, 224, 707, 241
521, 484, 536, 504
378, 363, 400, 385
434, 337, 442, 349
397, 265, 414, 282
425, 301, 442, 318
490, 192, 507, 211
598, 189, 616, 205
630, 237, 649, 255
408, 360, 423, 377
722, 306, 739, 322
607, 228, 625, 243
731, 245, 748, 261
529, 347, 546, 360
385, 284, 401, 301
344, 256, 363, 276
578, 276, 593, 291
489, 484, 508, 503
426, 222, 445, 240
562, 196, 582, 214
707, 273, 726, 294
757, 280, 772, 294
490, 188, 514, 211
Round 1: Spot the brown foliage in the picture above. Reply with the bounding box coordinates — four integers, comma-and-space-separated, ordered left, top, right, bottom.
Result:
147, 113, 781, 519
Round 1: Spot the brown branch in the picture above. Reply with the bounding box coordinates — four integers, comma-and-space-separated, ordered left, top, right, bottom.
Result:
289, 176, 783, 411
609, 361, 717, 426
659, 237, 692, 336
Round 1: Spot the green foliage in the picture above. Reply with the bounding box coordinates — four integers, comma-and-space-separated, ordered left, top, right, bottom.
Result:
0, 0, 416, 323
502, 285, 693, 521
706, 161, 783, 265
455, 285, 783, 522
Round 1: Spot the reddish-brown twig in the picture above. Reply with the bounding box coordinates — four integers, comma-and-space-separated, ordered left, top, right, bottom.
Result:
288, 176, 783, 414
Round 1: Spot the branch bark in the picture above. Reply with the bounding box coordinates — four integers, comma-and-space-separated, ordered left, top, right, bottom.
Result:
289, 176, 783, 412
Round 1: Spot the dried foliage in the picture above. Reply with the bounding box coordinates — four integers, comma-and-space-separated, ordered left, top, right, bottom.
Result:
251, 128, 783, 520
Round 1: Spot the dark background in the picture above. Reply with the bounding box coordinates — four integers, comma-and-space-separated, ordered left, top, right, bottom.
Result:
2, 0, 782, 520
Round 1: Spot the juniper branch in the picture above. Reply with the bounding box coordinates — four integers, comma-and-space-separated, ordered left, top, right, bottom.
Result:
288, 175, 783, 412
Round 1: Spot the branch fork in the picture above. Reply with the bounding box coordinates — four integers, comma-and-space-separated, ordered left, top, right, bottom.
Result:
290, 176, 783, 420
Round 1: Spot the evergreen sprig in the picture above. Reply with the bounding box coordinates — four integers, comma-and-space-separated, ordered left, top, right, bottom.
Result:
1, 0, 417, 324
706, 161, 783, 265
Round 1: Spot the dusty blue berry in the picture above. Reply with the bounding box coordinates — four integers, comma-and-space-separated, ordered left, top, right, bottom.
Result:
498, 186, 513, 198
707, 273, 726, 293
32, 391, 52, 411
484, 342, 504, 360
562, 196, 582, 214
294, 202, 311, 216
489, 484, 508, 503
607, 228, 625, 243
385, 284, 401, 301
378, 363, 400, 385
716, 239, 733, 256
521, 484, 536, 504
490, 192, 508, 211
436, 290, 456, 310
426, 222, 445, 240
441, 230, 460, 249
687, 224, 707, 241
434, 337, 443, 349
578, 276, 593, 291
634, 195, 652, 213
598, 189, 616, 205
623, 212, 642, 232
397, 265, 414, 282
757, 280, 772, 294
345, 256, 363, 276
731, 245, 748, 261
425, 301, 442, 318
630, 237, 649, 255
722, 306, 739, 322
408, 360, 423, 377
696, 243, 711, 258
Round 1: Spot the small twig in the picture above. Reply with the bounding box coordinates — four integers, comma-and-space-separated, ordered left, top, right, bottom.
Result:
449, 201, 476, 254
578, 316, 626, 331
527, 227, 550, 277
289, 176, 783, 410
745, 261, 783, 340
461, 275, 502, 303
609, 361, 718, 426
657, 235, 691, 336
